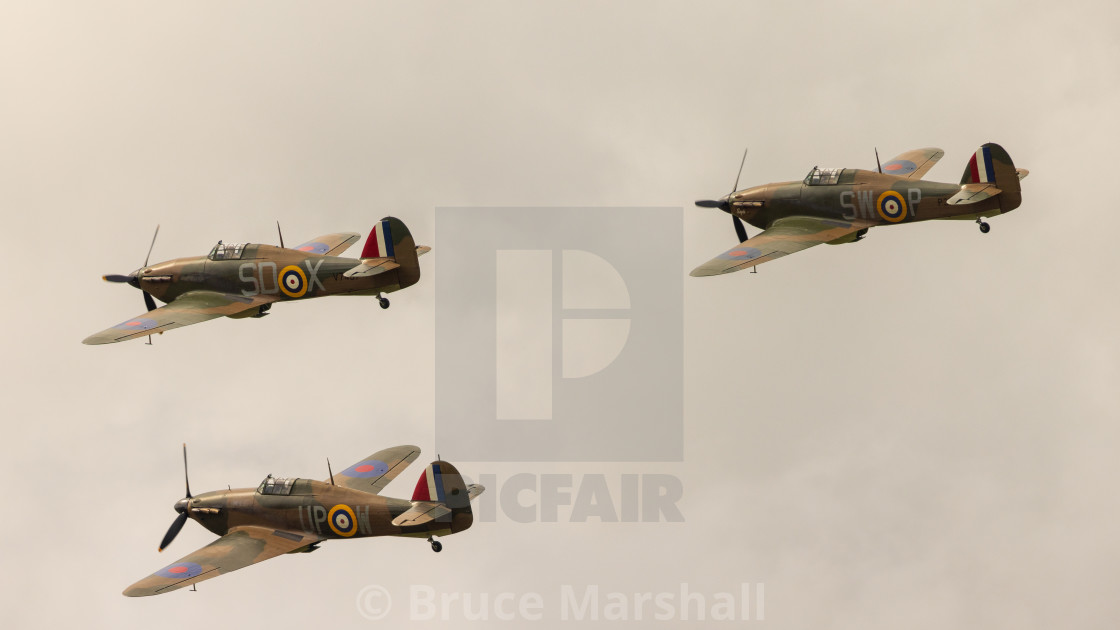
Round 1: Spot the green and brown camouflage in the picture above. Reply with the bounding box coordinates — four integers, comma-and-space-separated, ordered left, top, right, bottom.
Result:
84, 216, 429, 344
124, 445, 484, 597
691, 144, 1028, 276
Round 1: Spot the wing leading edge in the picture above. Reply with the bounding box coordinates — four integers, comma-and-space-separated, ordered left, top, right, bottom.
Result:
690, 216, 874, 277
83, 291, 279, 345
123, 526, 316, 597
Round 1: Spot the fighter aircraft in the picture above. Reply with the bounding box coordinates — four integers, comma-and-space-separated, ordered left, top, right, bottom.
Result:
124, 444, 484, 597
84, 216, 429, 344
691, 143, 1028, 276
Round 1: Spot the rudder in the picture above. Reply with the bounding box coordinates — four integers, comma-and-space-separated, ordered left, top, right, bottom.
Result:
360, 216, 422, 287
960, 143, 1022, 211
412, 461, 475, 532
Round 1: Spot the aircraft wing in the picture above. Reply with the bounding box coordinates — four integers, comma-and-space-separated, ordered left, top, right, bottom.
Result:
880, 147, 944, 180
690, 216, 874, 277
123, 526, 317, 597
292, 232, 362, 256
332, 445, 421, 495
83, 291, 278, 345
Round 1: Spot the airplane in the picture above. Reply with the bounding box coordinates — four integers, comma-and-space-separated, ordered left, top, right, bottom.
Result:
124, 444, 484, 597
691, 143, 1028, 276
84, 216, 429, 344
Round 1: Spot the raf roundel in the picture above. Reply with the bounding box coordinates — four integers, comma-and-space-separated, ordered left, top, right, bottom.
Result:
722, 246, 762, 261
279, 265, 308, 298
114, 317, 158, 332
876, 191, 908, 223
295, 242, 329, 254
328, 504, 358, 537
880, 159, 917, 176
155, 561, 203, 579
343, 460, 390, 478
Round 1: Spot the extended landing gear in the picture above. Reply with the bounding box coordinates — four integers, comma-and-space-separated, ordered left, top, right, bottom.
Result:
378, 294, 390, 309
976, 218, 991, 234
428, 536, 442, 553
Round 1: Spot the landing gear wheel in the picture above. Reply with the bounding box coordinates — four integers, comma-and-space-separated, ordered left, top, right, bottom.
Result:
379, 297, 390, 309
977, 219, 990, 234
428, 537, 442, 553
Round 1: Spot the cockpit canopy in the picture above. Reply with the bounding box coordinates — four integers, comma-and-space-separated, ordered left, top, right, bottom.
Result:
804, 167, 844, 186
208, 241, 248, 261
257, 475, 297, 496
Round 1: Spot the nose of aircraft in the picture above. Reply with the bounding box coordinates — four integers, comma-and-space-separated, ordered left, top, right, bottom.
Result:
730, 185, 767, 206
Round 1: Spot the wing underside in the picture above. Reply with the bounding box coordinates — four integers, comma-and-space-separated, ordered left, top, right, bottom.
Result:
332, 445, 421, 495
690, 216, 874, 277
83, 291, 278, 345
123, 526, 316, 597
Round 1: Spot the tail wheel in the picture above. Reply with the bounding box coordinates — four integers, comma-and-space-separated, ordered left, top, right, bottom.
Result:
976, 218, 991, 234
379, 297, 390, 309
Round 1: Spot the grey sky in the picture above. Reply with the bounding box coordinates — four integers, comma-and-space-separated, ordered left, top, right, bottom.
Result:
2, 1, 1118, 628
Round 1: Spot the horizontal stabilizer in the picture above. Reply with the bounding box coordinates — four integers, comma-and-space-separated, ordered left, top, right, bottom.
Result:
343, 258, 400, 278
467, 484, 485, 500
1016, 168, 1030, 180
416, 246, 431, 257
947, 183, 1002, 206
391, 501, 452, 527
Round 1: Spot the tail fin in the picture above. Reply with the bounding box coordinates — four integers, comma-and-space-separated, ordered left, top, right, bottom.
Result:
957, 143, 1023, 211
358, 217, 424, 287
409, 461, 479, 533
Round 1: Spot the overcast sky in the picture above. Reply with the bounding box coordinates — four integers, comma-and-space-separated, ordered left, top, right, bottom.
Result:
2, 1, 1118, 628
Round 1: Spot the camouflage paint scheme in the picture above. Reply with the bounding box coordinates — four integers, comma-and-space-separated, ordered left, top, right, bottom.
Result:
124, 445, 484, 597
84, 216, 429, 344
691, 144, 1028, 276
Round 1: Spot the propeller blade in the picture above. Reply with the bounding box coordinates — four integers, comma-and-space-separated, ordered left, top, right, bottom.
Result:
732, 147, 748, 193
103, 274, 135, 283
159, 512, 189, 552
143, 291, 157, 312
695, 199, 726, 209
182, 443, 191, 499
143, 225, 161, 268
733, 216, 749, 243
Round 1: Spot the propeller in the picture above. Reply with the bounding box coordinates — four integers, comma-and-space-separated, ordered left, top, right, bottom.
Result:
696, 149, 753, 243
102, 225, 161, 315
733, 216, 748, 243
695, 148, 749, 212
158, 444, 192, 552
